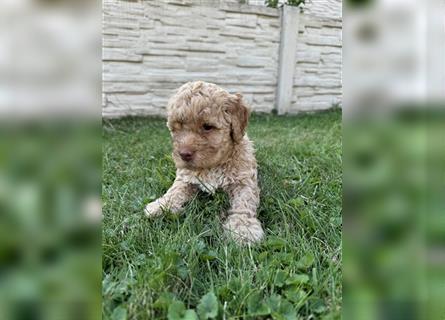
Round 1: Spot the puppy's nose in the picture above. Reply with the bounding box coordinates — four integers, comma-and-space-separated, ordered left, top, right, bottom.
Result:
179, 150, 194, 162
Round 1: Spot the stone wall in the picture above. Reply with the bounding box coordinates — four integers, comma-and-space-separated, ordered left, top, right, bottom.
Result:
248, 0, 341, 19
102, 0, 342, 117
291, 13, 342, 112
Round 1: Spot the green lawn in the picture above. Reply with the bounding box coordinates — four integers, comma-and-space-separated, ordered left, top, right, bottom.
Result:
102, 110, 342, 320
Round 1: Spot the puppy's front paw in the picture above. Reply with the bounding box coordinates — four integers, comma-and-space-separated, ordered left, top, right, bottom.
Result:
223, 214, 264, 244
144, 200, 163, 218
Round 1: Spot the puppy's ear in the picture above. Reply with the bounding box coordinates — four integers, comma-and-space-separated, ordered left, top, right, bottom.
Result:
227, 93, 250, 143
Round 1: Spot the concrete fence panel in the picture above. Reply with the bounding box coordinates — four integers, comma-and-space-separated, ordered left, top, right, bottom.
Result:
102, 0, 342, 118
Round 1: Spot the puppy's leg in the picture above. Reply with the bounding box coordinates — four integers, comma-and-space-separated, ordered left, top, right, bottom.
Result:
224, 183, 264, 244
144, 179, 197, 217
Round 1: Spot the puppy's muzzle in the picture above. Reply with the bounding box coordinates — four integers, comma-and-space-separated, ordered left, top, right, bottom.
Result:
179, 149, 195, 162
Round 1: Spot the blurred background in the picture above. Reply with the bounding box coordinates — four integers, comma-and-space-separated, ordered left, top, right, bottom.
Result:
344, 0, 445, 319
0, 0, 101, 320
0, 0, 444, 319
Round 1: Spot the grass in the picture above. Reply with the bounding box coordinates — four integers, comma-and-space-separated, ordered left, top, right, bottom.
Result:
102, 110, 342, 320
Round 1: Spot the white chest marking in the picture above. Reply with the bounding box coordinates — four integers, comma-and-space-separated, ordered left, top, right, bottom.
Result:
196, 167, 225, 194
182, 167, 227, 194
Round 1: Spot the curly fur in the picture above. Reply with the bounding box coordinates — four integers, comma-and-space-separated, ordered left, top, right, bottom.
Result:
144, 81, 264, 244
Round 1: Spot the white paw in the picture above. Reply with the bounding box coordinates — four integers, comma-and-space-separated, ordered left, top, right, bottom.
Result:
223, 214, 264, 244
144, 200, 163, 218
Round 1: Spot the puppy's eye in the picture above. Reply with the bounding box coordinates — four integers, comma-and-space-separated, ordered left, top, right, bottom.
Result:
202, 124, 214, 131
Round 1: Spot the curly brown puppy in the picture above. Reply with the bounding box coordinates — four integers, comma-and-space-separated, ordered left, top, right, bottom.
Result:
144, 81, 264, 244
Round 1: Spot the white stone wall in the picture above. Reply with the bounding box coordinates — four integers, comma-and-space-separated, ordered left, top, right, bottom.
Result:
247, 0, 342, 19
102, 0, 342, 117
291, 13, 342, 112
247, 0, 343, 112
303, 0, 342, 19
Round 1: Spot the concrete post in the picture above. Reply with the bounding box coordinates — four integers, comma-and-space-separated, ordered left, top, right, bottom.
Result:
276, 5, 300, 115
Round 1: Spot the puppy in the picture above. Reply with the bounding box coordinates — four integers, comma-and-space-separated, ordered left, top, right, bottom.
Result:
144, 81, 264, 244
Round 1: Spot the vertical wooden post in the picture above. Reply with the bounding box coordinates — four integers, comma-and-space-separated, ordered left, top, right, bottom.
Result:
276, 5, 300, 115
